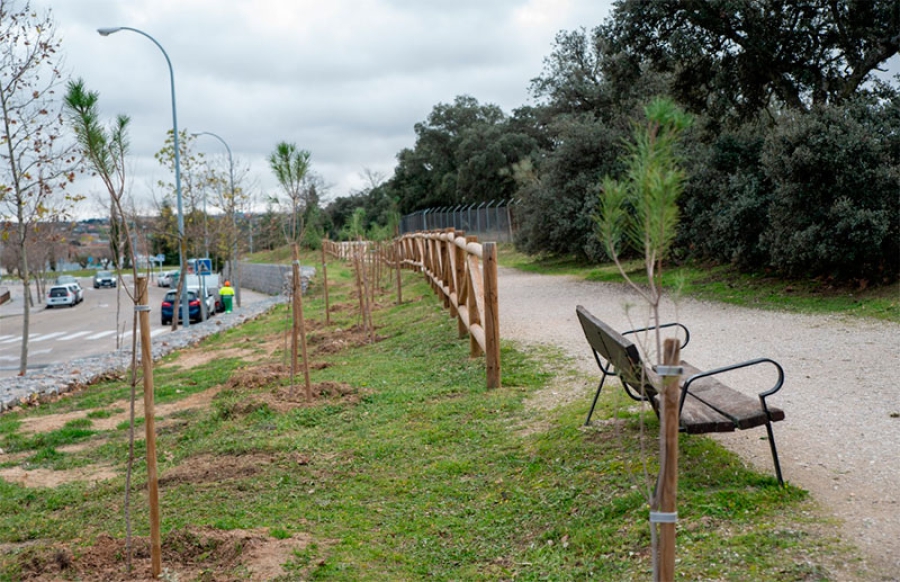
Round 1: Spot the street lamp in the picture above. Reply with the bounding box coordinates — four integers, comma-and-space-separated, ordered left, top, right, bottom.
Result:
192, 131, 240, 307
98, 26, 189, 328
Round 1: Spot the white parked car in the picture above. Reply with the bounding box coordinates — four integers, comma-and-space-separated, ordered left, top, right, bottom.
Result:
66, 282, 84, 303
157, 270, 177, 287
46, 285, 78, 308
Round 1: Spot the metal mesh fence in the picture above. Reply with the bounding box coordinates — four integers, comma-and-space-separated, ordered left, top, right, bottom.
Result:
400, 200, 516, 242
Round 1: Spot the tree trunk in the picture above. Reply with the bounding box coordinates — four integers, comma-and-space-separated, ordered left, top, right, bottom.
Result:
17, 220, 30, 376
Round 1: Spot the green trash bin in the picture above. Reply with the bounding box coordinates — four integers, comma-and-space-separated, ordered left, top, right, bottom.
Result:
222, 294, 233, 313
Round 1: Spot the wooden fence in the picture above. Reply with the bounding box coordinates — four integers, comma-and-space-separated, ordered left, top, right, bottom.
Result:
322, 240, 370, 261
395, 230, 500, 389
324, 232, 501, 389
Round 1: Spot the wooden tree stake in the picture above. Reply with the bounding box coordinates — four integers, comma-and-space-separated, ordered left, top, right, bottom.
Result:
291, 244, 313, 401
321, 243, 331, 324
658, 338, 681, 581
136, 277, 162, 577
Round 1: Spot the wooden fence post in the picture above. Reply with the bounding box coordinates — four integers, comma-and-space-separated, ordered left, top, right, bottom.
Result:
394, 242, 403, 305
483, 242, 500, 389
136, 276, 162, 577
454, 233, 468, 339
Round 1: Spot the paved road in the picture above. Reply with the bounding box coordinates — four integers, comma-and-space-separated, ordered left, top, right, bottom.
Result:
0, 275, 266, 378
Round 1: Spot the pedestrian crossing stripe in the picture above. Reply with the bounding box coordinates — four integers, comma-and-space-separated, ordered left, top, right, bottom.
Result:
31, 332, 67, 342
1, 334, 37, 344
85, 330, 117, 340
0, 329, 170, 343
57, 331, 91, 341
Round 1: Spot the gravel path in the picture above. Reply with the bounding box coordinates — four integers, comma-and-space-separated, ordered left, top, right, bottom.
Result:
497, 267, 899, 578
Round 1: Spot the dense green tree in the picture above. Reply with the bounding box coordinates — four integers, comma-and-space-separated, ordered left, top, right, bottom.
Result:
677, 119, 774, 268
760, 95, 900, 281
513, 112, 626, 261
390, 95, 533, 213
602, 0, 900, 120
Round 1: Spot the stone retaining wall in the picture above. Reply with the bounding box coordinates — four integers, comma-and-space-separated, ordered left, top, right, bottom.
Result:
224, 261, 315, 296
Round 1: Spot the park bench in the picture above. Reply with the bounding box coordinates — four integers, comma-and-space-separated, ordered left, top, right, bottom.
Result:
576, 305, 786, 485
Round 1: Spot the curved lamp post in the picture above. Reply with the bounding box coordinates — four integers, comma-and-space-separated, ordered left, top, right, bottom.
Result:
98, 26, 189, 329
192, 131, 241, 307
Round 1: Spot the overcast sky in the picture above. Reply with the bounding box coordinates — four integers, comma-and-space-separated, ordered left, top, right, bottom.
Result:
30, 0, 617, 217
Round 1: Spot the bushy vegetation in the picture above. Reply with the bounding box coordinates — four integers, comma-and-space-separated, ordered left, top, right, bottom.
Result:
328, 1, 899, 284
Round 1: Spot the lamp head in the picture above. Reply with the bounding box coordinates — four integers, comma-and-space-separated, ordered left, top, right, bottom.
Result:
97, 27, 122, 36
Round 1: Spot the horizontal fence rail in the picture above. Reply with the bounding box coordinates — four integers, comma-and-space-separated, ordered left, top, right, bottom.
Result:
322, 240, 371, 261
324, 231, 501, 389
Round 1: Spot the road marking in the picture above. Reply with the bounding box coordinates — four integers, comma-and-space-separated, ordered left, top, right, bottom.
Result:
85, 330, 116, 340
57, 330, 91, 341
0, 335, 13, 341
1, 334, 36, 344
31, 332, 67, 342
30, 349, 52, 355
150, 329, 167, 337
0, 355, 17, 361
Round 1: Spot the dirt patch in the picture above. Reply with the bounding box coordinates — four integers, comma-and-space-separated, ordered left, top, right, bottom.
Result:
220, 381, 361, 417
308, 325, 381, 355
12, 525, 321, 581
159, 452, 274, 486
166, 346, 255, 370
0, 464, 119, 488
225, 363, 290, 391
19, 386, 222, 435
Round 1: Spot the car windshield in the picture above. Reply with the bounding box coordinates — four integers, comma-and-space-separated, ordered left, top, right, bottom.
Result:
56, 275, 76, 284
49, 287, 70, 297
97, 271, 112, 277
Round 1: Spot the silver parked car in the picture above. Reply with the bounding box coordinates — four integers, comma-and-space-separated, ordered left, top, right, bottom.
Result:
93, 270, 116, 288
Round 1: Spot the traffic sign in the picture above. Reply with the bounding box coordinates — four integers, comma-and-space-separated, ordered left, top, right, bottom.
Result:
195, 258, 212, 275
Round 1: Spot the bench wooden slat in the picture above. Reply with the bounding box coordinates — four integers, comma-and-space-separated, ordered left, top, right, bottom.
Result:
678, 394, 737, 433
679, 362, 785, 430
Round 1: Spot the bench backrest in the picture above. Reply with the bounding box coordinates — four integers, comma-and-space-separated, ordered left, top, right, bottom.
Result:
576, 305, 655, 396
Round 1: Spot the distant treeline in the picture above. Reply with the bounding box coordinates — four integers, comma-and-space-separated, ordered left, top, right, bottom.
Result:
325, 1, 899, 284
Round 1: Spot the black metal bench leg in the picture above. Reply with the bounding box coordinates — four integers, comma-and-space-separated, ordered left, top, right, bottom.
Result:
584, 374, 608, 426
764, 419, 784, 486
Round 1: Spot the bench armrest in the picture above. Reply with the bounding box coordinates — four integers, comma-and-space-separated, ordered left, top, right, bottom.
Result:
623, 322, 691, 351
679, 357, 785, 416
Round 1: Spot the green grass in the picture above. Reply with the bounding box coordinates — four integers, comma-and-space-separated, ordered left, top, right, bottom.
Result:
0, 250, 867, 580
497, 245, 900, 322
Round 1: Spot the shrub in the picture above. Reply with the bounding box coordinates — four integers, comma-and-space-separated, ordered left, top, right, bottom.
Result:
760, 97, 900, 282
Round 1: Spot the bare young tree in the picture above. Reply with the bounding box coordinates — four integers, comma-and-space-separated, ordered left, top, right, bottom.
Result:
64, 77, 153, 573
0, 0, 79, 375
